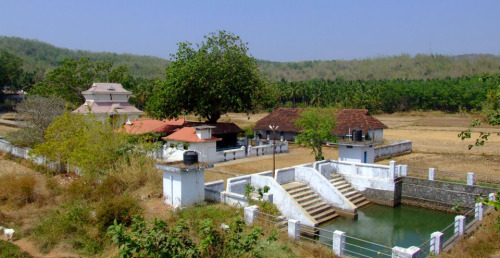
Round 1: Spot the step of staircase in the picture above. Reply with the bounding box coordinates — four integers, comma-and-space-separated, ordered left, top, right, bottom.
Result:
281, 181, 340, 225
329, 173, 371, 209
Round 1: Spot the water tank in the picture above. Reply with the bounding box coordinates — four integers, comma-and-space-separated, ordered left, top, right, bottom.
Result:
183, 151, 198, 165
353, 130, 363, 142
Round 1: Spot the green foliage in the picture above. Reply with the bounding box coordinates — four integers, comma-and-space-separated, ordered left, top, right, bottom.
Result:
32, 202, 104, 255
96, 195, 141, 233
0, 49, 24, 92
107, 215, 272, 257
147, 30, 267, 123
29, 57, 131, 105
0, 240, 32, 258
32, 112, 130, 177
5, 95, 66, 147
245, 183, 255, 199
295, 108, 337, 161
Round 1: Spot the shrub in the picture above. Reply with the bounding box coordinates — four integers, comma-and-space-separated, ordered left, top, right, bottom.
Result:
0, 239, 32, 258
0, 173, 37, 207
96, 195, 141, 232
64, 177, 97, 202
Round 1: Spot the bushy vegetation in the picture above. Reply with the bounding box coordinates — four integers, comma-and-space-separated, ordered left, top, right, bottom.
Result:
0, 173, 37, 207
0, 240, 32, 258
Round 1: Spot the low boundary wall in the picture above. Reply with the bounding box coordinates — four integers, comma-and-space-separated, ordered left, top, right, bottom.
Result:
374, 140, 412, 160
401, 177, 497, 211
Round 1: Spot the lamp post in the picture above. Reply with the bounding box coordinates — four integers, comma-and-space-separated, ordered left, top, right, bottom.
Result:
269, 125, 279, 178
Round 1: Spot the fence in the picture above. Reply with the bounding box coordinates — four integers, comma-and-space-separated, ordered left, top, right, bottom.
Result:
374, 140, 412, 160
244, 200, 490, 258
408, 166, 500, 187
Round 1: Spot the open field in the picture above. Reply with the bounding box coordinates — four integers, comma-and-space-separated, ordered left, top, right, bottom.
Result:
205, 111, 500, 184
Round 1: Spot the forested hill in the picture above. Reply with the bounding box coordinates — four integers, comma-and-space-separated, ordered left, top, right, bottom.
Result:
0, 36, 169, 79
258, 54, 500, 81
1, 36, 500, 81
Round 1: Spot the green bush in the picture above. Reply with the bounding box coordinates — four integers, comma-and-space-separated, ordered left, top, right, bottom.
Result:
0, 240, 32, 258
96, 195, 141, 232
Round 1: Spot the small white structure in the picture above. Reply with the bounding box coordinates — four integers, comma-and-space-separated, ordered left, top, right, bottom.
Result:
73, 83, 144, 125
338, 142, 375, 164
157, 164, 205, 208
162, 126, 221, 163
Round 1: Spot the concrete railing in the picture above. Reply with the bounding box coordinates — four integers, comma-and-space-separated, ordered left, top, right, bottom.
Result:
216, 146, 246, 162
374, 140, 412, 160
247, 141, 288, 157
204, 180, 224, 202
320, 159, 395, 180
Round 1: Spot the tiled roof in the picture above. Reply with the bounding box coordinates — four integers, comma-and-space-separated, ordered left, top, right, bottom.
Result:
121, 118, 186, 135
163, 127, 222, 143
185, 122, 243, 135
333, 109, 388, 135
253, 108, 303, 132
73, 101, 144, 115
82, 83, 131, 94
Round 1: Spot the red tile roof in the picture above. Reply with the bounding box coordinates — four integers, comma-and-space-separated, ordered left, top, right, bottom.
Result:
122, 118, 186, 135
162, 127, 221, 143
333, 109, 388, 135
253, 108, 387, 135
253, 108, 304, 132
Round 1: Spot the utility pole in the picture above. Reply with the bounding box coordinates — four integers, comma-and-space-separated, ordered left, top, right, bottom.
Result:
269, 125, 279, 178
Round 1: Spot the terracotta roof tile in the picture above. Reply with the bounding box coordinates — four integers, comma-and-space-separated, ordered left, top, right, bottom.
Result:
253, 108, 304, 132
122, 118, 186, 135
162, 127, 221, 143
333, 109, 388, 135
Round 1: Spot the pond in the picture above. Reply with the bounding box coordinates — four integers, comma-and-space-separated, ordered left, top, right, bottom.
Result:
318, 204, 456, 255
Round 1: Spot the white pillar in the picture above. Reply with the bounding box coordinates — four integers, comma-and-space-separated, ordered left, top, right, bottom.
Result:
288, 219, 300, 241
429, 168, 435, 181
392, 246, 421, 258
489, 193, 497, 202
389, 161, 396, 178
467, 172, 474, 186
400, 165, 408, 177
244, 205, 259, 226
430, 232, 444, 255
475, 203, 484, 221
332, 230, 346, 256
263, 193, 273, 203
454, 215, 466, 236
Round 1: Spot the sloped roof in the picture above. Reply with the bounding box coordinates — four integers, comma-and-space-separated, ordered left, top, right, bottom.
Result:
122, 118, 186, 135
253, 108, 303, 132
333, 109, 388, 135
185, 122, 243, 135
73, 101, 144, 115
163, 127, 221, 143
82, 83, 131, 94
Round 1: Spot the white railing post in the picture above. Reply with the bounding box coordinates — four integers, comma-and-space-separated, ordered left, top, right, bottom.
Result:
244, 205, 259, 226
287, 219, 300, 241
263, 193, 273, 203
392, 246, 420, 258
332, 230, 345, 256
467, 172, 474, 185
475, 202, 484, 221
401, 165, 408, 177
430, 232, 444, 255
429, 168, 435, 181
389, 161, 396, 178
454, 215, 466, 236
489, 193, 497, 202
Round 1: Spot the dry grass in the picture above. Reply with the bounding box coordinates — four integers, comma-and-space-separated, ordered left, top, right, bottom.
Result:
440, 208, 500, 258
0, 124, 17, 137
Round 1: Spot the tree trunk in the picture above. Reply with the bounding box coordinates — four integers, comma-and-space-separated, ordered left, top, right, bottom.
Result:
206, 113, 221, 124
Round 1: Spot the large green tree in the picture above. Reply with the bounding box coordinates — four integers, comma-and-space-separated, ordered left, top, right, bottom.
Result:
0, 50, 24, 92
147, 30, 266, 123
295, 108, 337, 161
30, 57, 131, 106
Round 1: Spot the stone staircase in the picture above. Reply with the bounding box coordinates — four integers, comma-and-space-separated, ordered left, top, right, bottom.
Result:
330, 174, 371, 208
281, 182, 339, 225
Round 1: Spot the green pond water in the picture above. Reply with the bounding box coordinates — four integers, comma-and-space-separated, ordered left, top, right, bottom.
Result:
319, 204, 456, 255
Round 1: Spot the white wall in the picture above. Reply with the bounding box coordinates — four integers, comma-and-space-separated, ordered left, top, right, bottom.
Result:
83, 93, 129, 102
338, 145, 375, 163
163, 141, 218, 163
159, 164, 205, 208
374, 140, 412, 159
370, 129, 384, 141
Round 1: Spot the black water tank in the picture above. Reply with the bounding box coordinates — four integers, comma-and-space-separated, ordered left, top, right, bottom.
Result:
183, 151, 198, 165
353, 130, 363, 142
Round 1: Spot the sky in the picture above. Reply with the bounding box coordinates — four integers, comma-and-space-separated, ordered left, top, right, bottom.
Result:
1, 0, 499, 62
